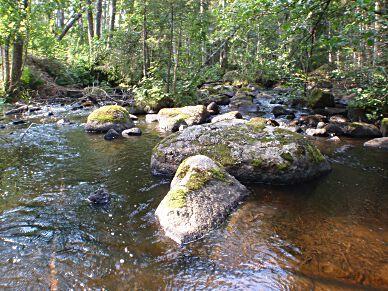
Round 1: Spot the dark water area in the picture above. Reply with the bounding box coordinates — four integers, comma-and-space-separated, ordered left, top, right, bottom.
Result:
0, 108, 387, 290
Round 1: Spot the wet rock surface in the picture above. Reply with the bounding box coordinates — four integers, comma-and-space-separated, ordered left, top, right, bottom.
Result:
157, 105, 210, 132
156, 155, 248, 244
151, 119, 331, 184
363, 137, 388, 151
85, 105, 134, 133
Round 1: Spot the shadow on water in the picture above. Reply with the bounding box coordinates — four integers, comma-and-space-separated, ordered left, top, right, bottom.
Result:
0, 113, 387, 290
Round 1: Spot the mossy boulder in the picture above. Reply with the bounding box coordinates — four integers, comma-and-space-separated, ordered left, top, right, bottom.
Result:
155, 155, 248, 244
307, 88, 335, 109
85, 105, 134, 133
157, 105, 210, 132
151, 119, 331, 184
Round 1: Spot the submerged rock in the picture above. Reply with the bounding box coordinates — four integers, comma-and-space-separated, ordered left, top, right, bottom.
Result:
151, 119, 331, 184
157, 105, 209, 132
104, 129, 120, 140
88, 188, 110, 204
155, 155, 248, 244
85, 105, 134, 133
363, 137, 388, 151
122, 127, 142, 137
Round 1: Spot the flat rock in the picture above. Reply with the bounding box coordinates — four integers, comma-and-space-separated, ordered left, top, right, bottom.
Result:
325, 122, 381, 138
155, 155, 248, 244
157, 105, 209, 132
122, 127, 142, 137
151, 119, 331, 184
211, 111, 242, 123
363, 137, 388, 151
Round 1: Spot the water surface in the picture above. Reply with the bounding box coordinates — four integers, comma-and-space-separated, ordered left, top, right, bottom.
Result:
0, 108, 387, 290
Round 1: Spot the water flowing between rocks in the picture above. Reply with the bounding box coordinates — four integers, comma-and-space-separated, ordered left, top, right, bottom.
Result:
0, 105, 387, 290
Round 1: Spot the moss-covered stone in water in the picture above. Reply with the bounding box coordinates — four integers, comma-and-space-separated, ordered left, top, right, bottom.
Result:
199, 143, 236, 167
168, 160, 230, 208
281, 152, 294, 162
87, 105, 130, 124
277, 162, 290, 171
306, 144, 325, 164
251, 159, 263, 167
166, 186, 189, 208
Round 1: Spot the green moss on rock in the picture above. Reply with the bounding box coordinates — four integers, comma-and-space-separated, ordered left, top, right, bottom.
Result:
251, 159, 263, 167
166, 186, 189, 208
306, 144, 325, 163
281, 152, 294, 162
87, 105, 130, 124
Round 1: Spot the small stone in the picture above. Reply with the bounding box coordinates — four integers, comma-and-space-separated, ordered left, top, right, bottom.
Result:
88, 188, 110, 204
145, 114, 159, 123
104, 129, 120, 140
328, 136, 341, 142
28, 106, 41, 113
306, 128, 328, 137
179, 124, 188, 131
56, 118, 71, 125
206, 102, 219, 115
122, 127, 142, 137
317, 122, 326, 129
12, 120, 26, 125
128, 114, 138, 120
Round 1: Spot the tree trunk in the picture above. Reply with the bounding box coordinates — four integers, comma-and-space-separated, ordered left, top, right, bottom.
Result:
57, 11, 84, 40
108, 0, 117, 44
1, 39, 11, 92
372, 0, 381, 66
57, 9, 65, 29
86, 0, 94, 45
219, 0, 228, 70
95, 0, 103, 39
200, 0, 207, 65
142, 0, 149, 78
9, 0, 29, 95
10, 36, 24, 93
173, 22, 182, 95
166, 3, 174, 94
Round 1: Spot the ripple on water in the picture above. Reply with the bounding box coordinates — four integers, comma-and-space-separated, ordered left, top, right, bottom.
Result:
0, 112, 387, 289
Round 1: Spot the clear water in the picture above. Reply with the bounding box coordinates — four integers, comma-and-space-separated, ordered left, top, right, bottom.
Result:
0, 108, 387, 290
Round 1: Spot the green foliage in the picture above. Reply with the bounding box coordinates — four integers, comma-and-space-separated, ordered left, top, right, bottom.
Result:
133, 74, 169, 110
20, 67, 44, 90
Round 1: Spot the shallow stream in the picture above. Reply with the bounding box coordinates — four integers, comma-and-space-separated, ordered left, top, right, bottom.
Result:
0, 106, 387, 290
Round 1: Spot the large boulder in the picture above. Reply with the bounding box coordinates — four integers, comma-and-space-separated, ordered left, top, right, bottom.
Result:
363, 137, 388, 151
307, 88, 334, 109
155, 155, 248, 244
85, 105, 134, 133
151, 119, 331, 184
325, 122, 381, 138
157, 105, 210, 132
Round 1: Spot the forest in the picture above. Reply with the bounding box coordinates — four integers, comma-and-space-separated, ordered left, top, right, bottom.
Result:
0, 0, 386, 119
0, 0, 387, 290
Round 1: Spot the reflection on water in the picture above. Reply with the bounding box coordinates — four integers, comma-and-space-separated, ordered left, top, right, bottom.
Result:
0, 114, 387, 290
